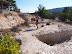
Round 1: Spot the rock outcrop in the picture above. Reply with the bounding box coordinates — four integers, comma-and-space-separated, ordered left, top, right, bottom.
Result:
35, 23, 72, 44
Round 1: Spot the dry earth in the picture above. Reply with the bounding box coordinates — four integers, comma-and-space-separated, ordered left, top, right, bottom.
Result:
15, 19, 72, 54
0, 10, 72, 54
0, 10, 25, 29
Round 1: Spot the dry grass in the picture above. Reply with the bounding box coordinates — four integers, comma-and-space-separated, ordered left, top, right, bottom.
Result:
19, 13, 28, 21
0, 28, 11, 32
10, 26, 22, 32
0, 28, 16, 36
4, 13, 12, 18
20, 21, 30, 27
0, 25, 22, 36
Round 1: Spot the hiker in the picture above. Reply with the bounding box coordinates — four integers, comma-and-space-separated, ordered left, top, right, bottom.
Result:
35, 14, 39, 29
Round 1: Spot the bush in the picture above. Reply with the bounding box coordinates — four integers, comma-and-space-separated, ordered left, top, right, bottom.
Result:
0, 33, 20, 54
24, 21, 30, 27
10, 32, 16, 36
35, 4, 55, 19
58, 13, 66, 21
31, 18, 35, 21
19, 14, 28, 21
16, 39, 22, 45
58, 8, 72, 22
10, 26, 22, 32
20, 21, 29, 26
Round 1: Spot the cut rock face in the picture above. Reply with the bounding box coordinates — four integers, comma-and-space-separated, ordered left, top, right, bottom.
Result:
35, 23, 72, 45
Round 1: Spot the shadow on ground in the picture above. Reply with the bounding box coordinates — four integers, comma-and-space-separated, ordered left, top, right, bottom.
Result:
23, 29, 36, 32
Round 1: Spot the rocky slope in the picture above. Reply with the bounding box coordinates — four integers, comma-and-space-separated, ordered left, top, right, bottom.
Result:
19, 13, 35, 22
0, 10, 24, 29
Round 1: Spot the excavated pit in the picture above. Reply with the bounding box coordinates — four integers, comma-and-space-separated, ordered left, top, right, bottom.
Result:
35, 24, 72, 46
36, 30, 72, 45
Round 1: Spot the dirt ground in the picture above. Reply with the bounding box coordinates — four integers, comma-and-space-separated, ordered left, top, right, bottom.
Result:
15, 19, 72, 54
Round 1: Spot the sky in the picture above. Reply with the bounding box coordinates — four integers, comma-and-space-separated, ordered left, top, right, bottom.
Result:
15, 0, 72, 13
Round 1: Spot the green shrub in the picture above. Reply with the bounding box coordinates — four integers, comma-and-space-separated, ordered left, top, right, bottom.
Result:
35, 4, 55, 19
31, 18, 35, 21
0, 33, 20, 54
58, 13, 66, 21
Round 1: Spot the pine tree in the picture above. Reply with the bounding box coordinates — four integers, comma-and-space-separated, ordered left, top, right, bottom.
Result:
5, 0, 20, 12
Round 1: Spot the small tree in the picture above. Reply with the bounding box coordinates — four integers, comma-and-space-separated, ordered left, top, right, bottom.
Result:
4, 0, 20, 12
36, 4, 48, 18
58, 13, 66, 21
58, 7, 72, 22
66, 8, 72, 21
13, 5, 20, 13
36, 4, 55, 19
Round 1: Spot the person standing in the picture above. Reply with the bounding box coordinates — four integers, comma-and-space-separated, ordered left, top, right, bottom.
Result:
35, 14, 39, 29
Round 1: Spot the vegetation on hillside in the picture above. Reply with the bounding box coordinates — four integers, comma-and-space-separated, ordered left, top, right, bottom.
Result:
35, 4, 56, 19
58, 7, 72, 22
35, 4, 72, 23
0, 33, 20, 54
4, 0, 20, 12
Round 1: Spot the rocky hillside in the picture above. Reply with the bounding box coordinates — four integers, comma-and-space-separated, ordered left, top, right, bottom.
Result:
19, 13, 35, 22
0, 10, 35, 29
0, 10, 25, 29
48, 6, 72, 14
